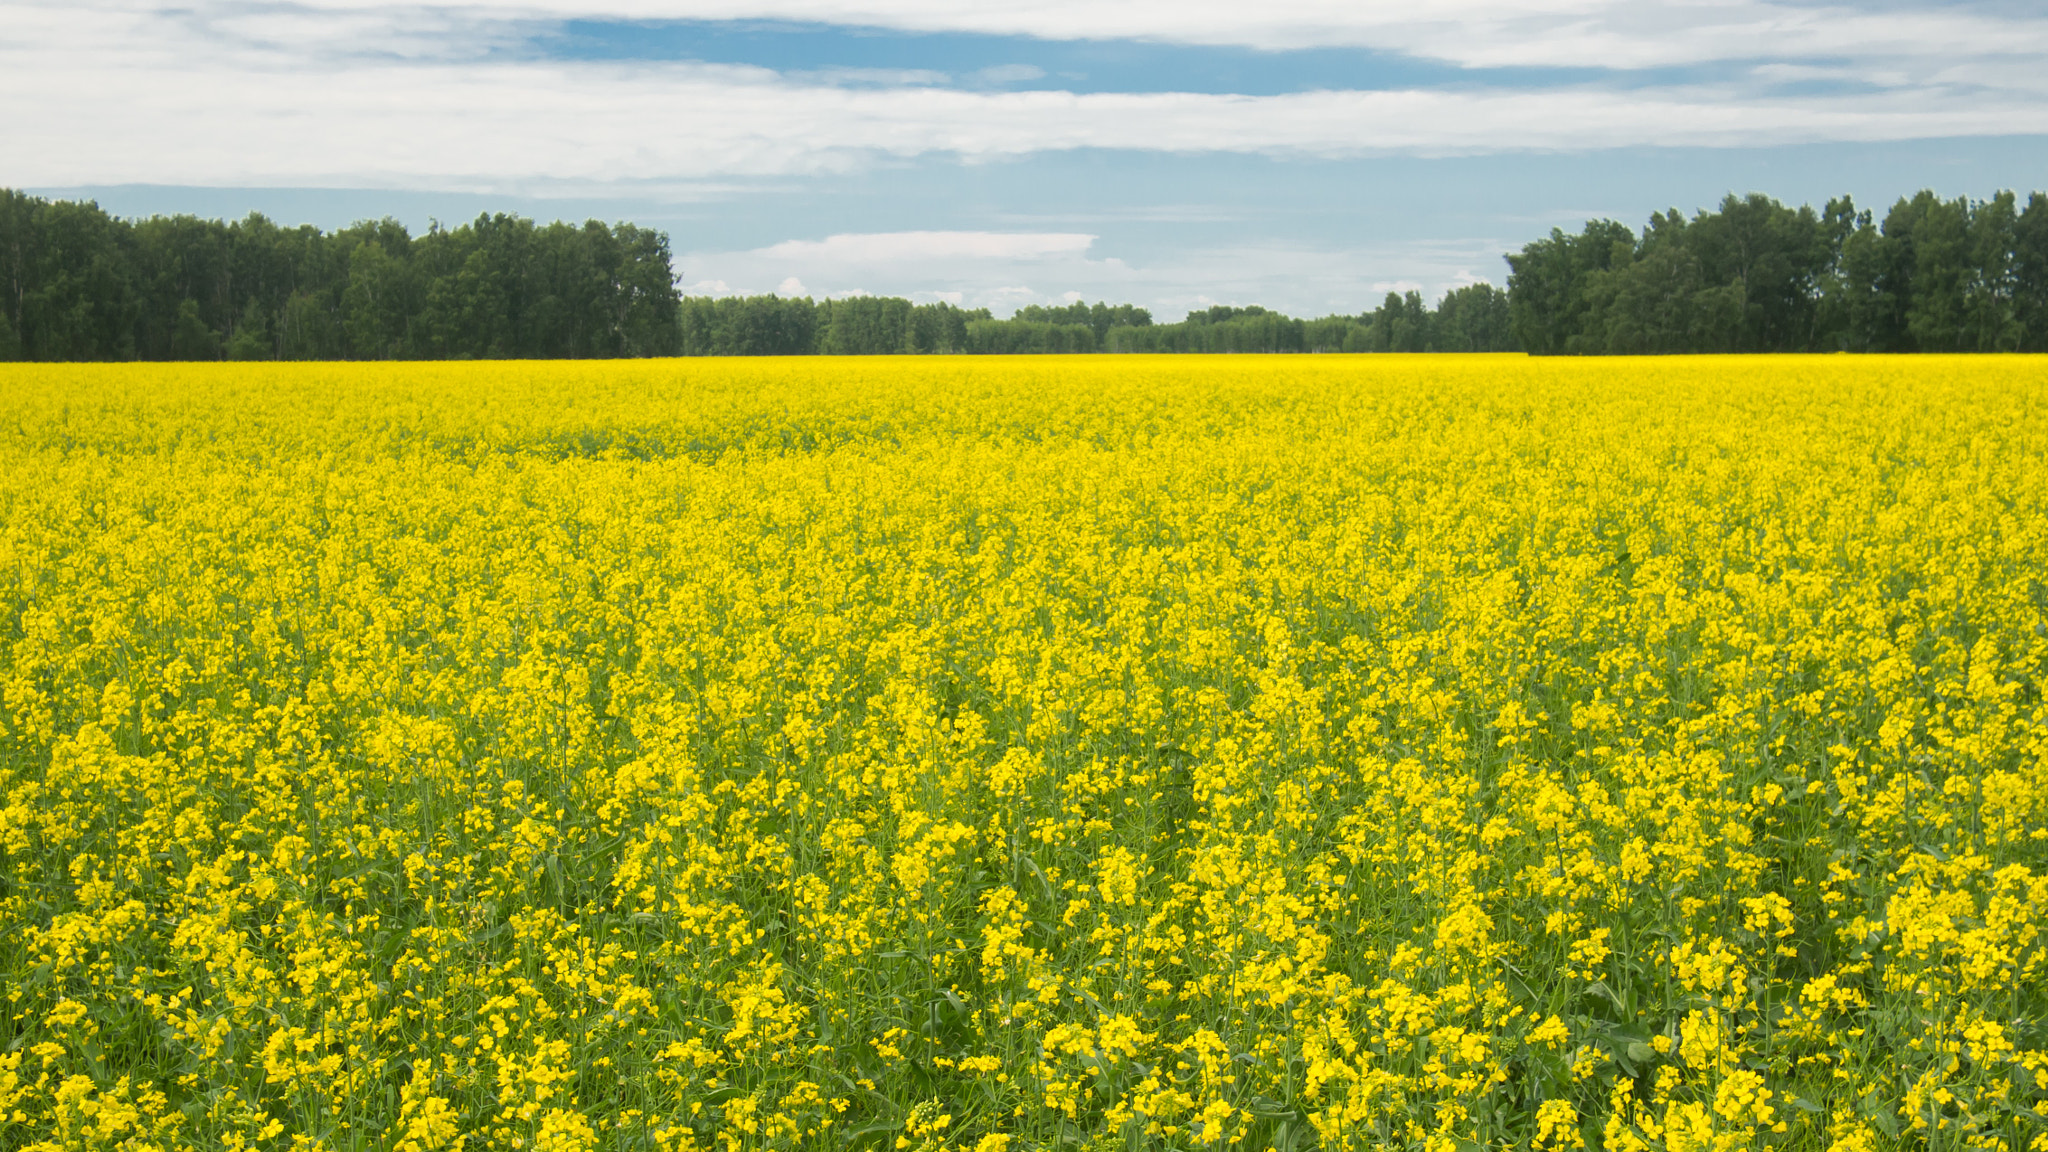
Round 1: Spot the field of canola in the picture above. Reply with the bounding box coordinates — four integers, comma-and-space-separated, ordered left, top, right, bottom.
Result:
0, 355, 2045, 1152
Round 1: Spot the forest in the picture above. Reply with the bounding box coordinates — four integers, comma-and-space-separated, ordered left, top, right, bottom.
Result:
0, 191, 681, 361
674, 287, 1514, 355
2, 186, 2043, 358
1509, 190, 2048, 353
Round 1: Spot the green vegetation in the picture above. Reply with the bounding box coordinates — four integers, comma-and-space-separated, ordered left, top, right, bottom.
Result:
3, 186, 2045, 359
678, 288, 1516, 355
3, 357, 2044, 1148
678, 294, 984, 355
1508, 191, 2048, 353
0, 191, 679, 361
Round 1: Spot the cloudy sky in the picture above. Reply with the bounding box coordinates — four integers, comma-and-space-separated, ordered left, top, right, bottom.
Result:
8, 1, 2046, 318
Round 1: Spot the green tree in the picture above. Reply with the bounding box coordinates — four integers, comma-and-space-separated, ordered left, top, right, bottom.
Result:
226, 297, 273, 360
1505, 220, 1635, 355
1895, 192, 1973, 352
600, 223, 684, 357
966, 319, 1096, 353
819, 296, 915, 354
6, 196, 139, 359
1679, 193, 1827, 350
1433, 284, 1516, 352
1013, 301, 1150, 341
278, 290, 342, 360
680, 294, 821, 356
2015, 193, 2048, 352
1814, 196, 1874, 350
1304, 315, 1353, 352
131, 213, 235, 358
168, 298, 220, 360
1586, 236, 1712, 354
1363, 291, 1432, 352
1836, 210, 1897, 351
1963, 192, 2022, 352
341, 235, 417, 358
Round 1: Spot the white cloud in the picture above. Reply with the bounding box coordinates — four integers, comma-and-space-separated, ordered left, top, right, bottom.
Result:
3, 43, 2040, 192
757, 231, 1097, 262
971, 64, 1048, 85
1750, 62, 1907, 87
678, 231, 1120, 306
786, 66, 951, 86
12, 1, 2036, 323
57, 0, 2048, 70
3, 1, 2043, 194
678, 233, 1514, 318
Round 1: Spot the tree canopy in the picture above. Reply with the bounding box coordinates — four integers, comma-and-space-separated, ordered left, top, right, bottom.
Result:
4, 186, 2043, 360
0, 191, 680, 361
675, 286, 1517, 356
1506, 190, 2048, 354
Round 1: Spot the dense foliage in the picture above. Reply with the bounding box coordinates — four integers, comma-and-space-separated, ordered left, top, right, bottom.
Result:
1098, 290, 1515, 355
2, 356, 2044, 1151
678, 295, 991, 355
1507, 191, 2048, 354
677, 288, 1516, 356
0, 191, 680, 361
5, 186, 2045, 358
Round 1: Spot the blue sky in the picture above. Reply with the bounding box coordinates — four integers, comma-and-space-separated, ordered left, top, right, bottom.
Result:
8, 1, 2047, 319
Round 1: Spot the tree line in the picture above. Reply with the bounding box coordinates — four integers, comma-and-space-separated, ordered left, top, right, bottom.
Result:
0, 190, 680, 361
4, 186, 2044, 359
1507, 190, 2048, 353
0, 188, 1521, 361
676, 285, 1515, 355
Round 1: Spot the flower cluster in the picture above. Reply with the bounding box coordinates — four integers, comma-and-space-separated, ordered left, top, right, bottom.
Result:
0, 355, 2043, 1150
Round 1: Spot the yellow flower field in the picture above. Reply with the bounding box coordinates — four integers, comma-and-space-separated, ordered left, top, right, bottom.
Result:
0, 355, 2044, 1152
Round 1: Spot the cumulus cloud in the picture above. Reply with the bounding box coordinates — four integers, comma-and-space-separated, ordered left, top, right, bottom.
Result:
680, 231, 1120, 307
678, 233, 1515, 318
